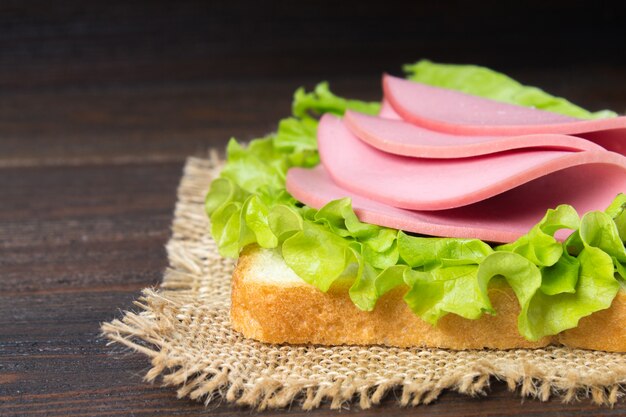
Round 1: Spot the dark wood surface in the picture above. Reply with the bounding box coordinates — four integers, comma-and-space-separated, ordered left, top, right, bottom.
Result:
1, 0, 625, 89
1, 70, 626, 417
2, 2, 626, 415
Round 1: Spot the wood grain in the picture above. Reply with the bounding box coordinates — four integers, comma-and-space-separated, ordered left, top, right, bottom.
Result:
1, 2, 626, 415
0, 1, 624, 89
1, 80, 626, 416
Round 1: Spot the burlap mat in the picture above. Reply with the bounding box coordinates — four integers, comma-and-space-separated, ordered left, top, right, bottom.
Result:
102, 155, 626, 410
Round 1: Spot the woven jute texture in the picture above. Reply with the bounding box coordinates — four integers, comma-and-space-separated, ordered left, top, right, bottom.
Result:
102, 156, 626, 410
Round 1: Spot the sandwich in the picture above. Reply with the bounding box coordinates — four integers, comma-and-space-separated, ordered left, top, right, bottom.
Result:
206, 60, 626, 352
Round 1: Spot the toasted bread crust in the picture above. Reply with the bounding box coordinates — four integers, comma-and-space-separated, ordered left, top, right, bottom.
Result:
231, 247, 626, 351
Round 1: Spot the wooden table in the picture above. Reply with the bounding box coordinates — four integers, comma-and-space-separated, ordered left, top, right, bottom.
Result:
2, 45, 626, 415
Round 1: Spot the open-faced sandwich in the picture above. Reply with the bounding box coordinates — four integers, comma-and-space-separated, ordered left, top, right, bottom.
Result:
205, 61, 626, 352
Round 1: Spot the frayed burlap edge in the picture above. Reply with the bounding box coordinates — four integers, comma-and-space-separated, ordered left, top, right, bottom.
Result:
102, 154, 626, 410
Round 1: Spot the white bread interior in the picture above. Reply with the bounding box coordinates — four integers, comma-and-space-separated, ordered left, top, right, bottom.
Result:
231, 246, 626, 351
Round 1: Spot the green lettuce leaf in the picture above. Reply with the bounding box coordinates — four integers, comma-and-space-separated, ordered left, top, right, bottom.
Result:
605, 193, 626, 241
497, 204, 579, 266
243, 195, 278, 248
281, 221, 352, 292
524, 246, 619, 340
221, 138, 287, 193
565, 198, 626, 280
477, 252, 542, 339
539, 252, 579, 296
398, 232, 493, 269
404, 60, 616, 119
293, 82, 380, 120
348, 261, 407, 311
205, 62, 624, 341
579, 210, 626, 281
274, 117, 319, 168
399, 233, 494, 323
404, 264, 492, 324
314, 197, 379, 239
580, 211, 626, 261
268, 204, 303, 241
362, 229, 400, 270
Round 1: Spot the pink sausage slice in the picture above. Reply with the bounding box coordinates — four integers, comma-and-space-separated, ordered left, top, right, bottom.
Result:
384, 74, 626, 137
379, 99, 401, 120
318, 114, 626, 211
286, 164, 626, 242
345, 110, 604, 158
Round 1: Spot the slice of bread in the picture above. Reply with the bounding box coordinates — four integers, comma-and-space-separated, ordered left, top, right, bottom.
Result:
231, 245, 626, 351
